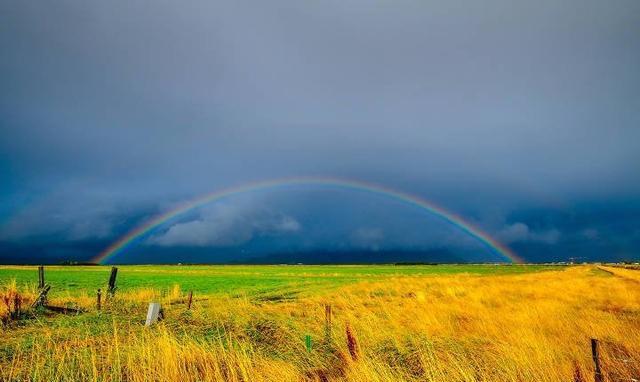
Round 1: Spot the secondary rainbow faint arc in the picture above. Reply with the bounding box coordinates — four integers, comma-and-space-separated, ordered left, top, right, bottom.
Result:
93, 177, 522, 264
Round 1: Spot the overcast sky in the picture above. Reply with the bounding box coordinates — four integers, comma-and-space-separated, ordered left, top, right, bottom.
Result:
1, 0, 639, 263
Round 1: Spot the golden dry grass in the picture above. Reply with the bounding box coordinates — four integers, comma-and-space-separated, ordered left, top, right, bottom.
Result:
1, 265, 639, 382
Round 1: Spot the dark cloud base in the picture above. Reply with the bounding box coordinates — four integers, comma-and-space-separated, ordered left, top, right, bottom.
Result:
1, 1, 639, 263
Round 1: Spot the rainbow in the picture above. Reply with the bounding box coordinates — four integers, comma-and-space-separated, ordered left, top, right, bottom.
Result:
92, 176, 522, 264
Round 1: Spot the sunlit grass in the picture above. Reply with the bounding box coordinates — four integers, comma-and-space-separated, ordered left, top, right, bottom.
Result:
1, 265, 638, 381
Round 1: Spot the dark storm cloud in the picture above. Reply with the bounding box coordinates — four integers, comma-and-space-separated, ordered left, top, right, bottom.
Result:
1, 0, 639, 263
146, 201, 301, 247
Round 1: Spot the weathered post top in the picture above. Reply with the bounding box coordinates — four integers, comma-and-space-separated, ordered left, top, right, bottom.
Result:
108, 267, 118, 295
145, 302, 162, 326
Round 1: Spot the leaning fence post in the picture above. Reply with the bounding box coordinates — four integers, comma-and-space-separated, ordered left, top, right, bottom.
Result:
38, 265, 45, 289
108, 267, 118, 296
591, 338, 603, 382
31, 285, 51, 309
187, 291, 193, 310
96, 289, 102, 310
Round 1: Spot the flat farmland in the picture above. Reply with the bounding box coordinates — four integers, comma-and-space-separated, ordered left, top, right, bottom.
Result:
0, 264, 555, 297
1, 264, 639, 382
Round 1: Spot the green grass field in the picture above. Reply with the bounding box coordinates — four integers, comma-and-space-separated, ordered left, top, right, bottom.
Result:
0, 264, 557, 298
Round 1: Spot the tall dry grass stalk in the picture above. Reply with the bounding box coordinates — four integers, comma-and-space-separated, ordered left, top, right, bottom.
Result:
1, 266, 639, 381
0, 280, 33, 323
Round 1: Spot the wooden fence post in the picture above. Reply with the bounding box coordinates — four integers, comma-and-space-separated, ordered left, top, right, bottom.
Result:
38, 265, 45, 289
108, 267, 118, 296
591, 338, 603, 382
187, 291, 193, 310
324, 304, 332, 340
96, 289, 102, 310
31, 285, 51, 309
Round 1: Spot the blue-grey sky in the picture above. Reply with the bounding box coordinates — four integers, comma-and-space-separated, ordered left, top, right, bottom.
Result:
1, 0, 639, 263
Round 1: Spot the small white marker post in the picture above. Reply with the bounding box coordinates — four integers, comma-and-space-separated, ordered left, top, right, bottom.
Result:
145, 302, 162, 326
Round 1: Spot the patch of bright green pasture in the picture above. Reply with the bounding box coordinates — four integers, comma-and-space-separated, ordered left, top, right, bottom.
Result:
0, 264, 559, 298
